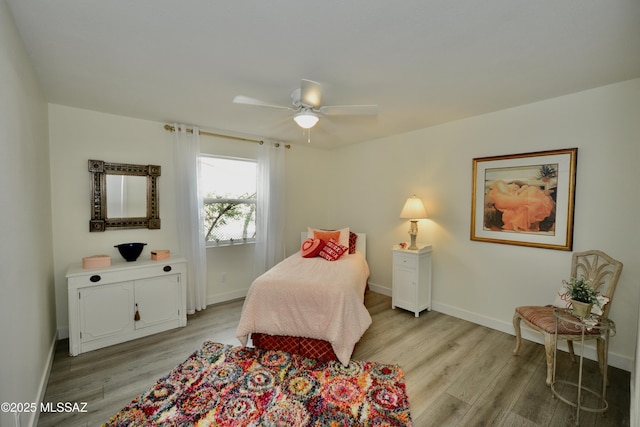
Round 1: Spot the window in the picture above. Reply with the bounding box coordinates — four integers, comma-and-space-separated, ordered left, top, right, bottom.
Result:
199, 156, 257, 246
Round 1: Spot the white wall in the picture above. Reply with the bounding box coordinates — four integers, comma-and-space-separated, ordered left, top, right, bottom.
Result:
49, 106, 181, 337
0, 2, 56, 426
49, 109, 333, 333
329, 79, 640, 371
282, 144, 332, 254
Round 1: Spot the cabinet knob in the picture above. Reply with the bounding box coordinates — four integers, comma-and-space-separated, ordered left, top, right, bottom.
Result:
163, 265, 172, 272
90, 275, 101, 282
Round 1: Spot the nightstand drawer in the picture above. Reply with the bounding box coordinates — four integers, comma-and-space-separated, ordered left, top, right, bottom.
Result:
394, 253, 417, 269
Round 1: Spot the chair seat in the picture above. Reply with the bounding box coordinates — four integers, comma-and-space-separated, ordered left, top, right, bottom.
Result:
515, 306, 601, 335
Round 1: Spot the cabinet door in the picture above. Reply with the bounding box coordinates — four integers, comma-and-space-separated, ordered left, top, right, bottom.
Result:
79, 282, 135, 343
134, 274, 182, 329
393, 267, 416, 309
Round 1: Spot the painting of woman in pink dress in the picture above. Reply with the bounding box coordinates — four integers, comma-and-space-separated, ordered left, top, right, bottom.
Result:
472, 149, 577, 250
483, 164, 557, 234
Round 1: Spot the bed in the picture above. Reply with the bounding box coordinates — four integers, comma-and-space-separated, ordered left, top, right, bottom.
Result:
236, 231, 371, 365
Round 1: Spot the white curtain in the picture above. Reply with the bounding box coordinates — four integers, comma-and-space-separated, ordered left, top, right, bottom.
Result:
253, 142, 286, 278
172, 124, 207, 313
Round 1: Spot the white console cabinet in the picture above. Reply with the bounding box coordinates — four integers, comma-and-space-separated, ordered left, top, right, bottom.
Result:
66, 258, 187, 356
392, 244, 432, 317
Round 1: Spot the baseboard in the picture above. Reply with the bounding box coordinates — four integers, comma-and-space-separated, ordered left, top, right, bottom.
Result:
432, 301, 632, 372
205, 284, 390, 307
206, 289, 249, 306
367, 281, 391, 296
25, 330, 58, 427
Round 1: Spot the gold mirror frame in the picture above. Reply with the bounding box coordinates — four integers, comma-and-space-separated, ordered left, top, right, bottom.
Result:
89, 159, 161, 232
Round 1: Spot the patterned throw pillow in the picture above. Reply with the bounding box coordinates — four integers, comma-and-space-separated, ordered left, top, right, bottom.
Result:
319, 238, 348, 261
300, 238, 325, 258
348, 232, 358, 254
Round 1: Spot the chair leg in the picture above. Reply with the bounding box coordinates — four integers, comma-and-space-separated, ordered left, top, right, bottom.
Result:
567, 340, 576, 363
513, 312, 522, 356
544, 332, 555, 386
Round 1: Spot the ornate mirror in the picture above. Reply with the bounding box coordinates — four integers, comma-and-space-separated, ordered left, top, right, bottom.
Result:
89, 159, 161, 232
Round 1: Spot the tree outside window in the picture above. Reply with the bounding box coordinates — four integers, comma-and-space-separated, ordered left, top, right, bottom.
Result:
199, 156, 257, 245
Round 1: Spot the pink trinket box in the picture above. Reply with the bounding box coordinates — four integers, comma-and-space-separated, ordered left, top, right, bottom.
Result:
151, 250, 170, 261
82, 255, 111, 269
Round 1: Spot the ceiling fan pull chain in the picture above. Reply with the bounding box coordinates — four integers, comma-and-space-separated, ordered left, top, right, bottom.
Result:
307, 128, 311, 143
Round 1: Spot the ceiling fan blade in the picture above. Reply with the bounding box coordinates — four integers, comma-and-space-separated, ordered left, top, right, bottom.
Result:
300, 79, 322, 108
233, 95, 292, 111
319, 104, 378, 116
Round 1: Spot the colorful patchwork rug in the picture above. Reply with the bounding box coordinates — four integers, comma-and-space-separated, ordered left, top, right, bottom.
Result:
103, 341, 412, 426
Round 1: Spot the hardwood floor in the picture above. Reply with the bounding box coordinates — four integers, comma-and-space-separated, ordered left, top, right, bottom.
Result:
39, 292, 630, 426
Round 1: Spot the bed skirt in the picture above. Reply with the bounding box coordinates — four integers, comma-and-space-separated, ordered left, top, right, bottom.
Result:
251, 333, 338, 361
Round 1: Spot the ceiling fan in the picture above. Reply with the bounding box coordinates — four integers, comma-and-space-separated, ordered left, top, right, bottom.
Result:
233, 79, 378, 130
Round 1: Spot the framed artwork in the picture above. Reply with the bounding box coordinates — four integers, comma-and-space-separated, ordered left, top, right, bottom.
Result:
471, 148, 578, 251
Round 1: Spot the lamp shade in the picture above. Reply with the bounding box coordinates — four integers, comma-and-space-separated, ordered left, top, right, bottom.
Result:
400, 195, 428, 219
293, 111, 319, 129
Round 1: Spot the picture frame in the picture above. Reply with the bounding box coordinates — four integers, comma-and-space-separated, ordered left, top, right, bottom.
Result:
471, 148, 578, 251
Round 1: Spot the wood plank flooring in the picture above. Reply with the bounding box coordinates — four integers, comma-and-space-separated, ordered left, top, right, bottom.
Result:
39, 292, 630, 426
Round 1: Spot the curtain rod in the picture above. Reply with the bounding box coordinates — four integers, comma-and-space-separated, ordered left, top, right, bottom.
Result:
164, 124, 290, 149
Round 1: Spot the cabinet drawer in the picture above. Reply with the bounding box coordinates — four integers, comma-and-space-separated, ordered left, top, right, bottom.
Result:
68, 263, 182, 287
394, 253, 417, 269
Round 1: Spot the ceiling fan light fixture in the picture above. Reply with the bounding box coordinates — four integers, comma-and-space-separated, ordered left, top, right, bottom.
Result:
293, 110, 319, 129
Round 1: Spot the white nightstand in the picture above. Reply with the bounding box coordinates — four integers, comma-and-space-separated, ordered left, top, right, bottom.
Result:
391, 244, 432, 317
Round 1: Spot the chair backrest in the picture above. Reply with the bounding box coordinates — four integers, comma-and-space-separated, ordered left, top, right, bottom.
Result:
571, 250, 623, 317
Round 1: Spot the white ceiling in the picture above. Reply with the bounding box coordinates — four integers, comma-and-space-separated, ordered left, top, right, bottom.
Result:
6, 0, 640, 149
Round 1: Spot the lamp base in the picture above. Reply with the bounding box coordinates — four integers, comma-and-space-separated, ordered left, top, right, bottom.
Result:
407, 233, 418, 250
407, 220, 419, 250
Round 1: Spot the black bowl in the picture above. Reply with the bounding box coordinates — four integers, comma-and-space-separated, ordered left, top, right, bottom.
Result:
114, 242, 147, 262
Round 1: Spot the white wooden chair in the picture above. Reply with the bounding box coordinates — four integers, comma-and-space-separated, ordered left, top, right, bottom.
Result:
512, 250, 623, 386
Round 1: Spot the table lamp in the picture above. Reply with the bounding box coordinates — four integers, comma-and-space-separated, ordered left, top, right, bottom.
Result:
400, 195, 428, 250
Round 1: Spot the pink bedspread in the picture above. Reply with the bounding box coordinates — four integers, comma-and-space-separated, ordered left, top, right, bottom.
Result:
236, 251, 371, 365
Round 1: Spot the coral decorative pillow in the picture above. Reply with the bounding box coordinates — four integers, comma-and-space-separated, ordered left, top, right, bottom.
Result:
301, 238, 324, 258
313, 230, 340, 243
319, 238, 348, 261
308, 227, 350, 248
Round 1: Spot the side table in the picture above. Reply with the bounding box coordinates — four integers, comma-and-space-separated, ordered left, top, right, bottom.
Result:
391, 244, 432, 317
551, 308, 615, 425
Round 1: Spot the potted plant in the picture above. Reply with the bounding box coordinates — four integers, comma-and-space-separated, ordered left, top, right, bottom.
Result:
562, 277, 599, 317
